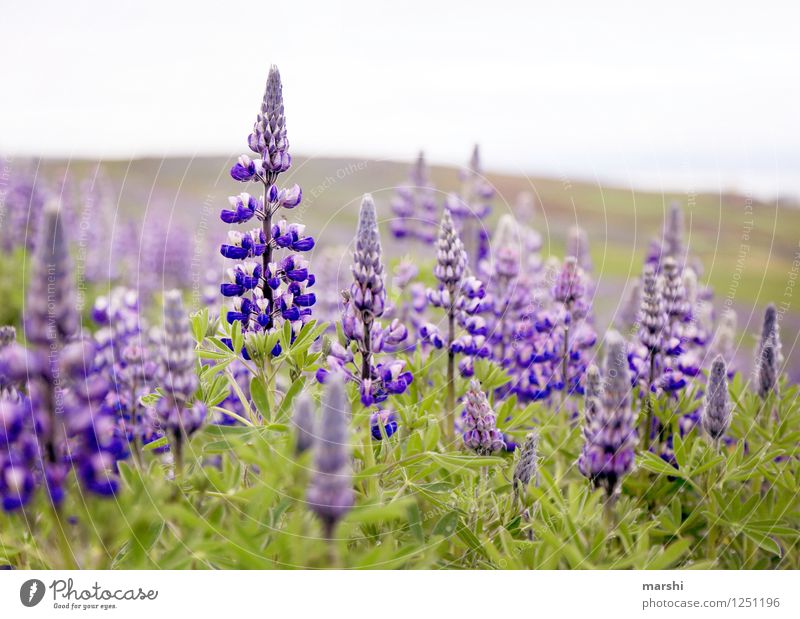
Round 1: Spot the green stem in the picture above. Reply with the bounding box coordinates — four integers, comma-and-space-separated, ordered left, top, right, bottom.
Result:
445, 310, 456, 443
50, 503, 77, 569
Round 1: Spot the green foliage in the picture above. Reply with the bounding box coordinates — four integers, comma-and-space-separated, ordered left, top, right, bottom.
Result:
3, 330, 798, 569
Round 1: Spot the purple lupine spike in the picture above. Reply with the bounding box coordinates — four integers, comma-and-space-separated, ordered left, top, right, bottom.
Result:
756, 304, 783, 367
389, 151, 438, 242
293, 393, 316, 454
603, 330, 631, 413
661, 257, 688, 328
307, 377, 354, 537
156, 290, 206, 466
584, 364, 603, 401
552, 257, 594, 398
248, 65, 290, 176
445, 145, 493, 268
702, 355, 730, 441
351, 194, 386, 320
221, 66, 315, 354
24, 206, 80, 347
317, 196, 411, 413
0, 327, 19, 399
1, 167, 47, 252
425, 209, 488, 434
0, 209, 128, 508
577, 394, 637, 496
512, 432, 539, 502
462, 379, 504, 455
757, 341, 778, 400
637, 264, 665, 384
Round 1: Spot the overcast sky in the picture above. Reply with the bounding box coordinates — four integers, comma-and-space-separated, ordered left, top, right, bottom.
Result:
1, 1, 798, 197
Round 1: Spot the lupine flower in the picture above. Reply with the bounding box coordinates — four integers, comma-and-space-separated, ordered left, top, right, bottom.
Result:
221, 65, 315, 356
756, 304, 783, 367
632, 264, 665, 388
156, 290, 206, 464
462, 380, 504, 455
389, 152, 438, 242
702, 356, 731, 441
444, 145, 493, 268
512, 432, 539, 502
92, 288, 161, 457
552, 257, 595, 398
420, 209, 487, 437
307, 377, 354, 537
577, 393, 637, 496
0, 168, 46, 252
369, 409, 398, 440
0, 209, 128, 509
603, 330, 631, 413
758, 341, 779, 400
317, 196, 411, 431
0, 327, 19, 399
475, 215, 557, 403
585, 364, 603, 401
293, 394, 315, 454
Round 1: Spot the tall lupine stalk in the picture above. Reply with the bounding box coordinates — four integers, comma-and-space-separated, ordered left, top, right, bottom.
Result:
92, 288, 159, 464
156, 290, 206, 472
445, 145, 493, 268
422, 209, 486, 439
220, 65, 315, 358
578, 360, 637, 498
307, 377, 354, 540
634, 264, 665, 448
0, 326, 19, 399
389, 151, 438, 242
0, 209, 127, 524
755, 304, 782, 410
512, 432, 539, 504
0, 168, 46, 252
478, 215, 555, 404
603, 330, 631, 413
552, 257, 593, 402
317, 196, 412, 419
702, 355, 731, 445
350, 195, 385, 383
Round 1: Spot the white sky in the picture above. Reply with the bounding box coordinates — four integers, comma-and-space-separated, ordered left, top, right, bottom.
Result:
1, 0, 798, 197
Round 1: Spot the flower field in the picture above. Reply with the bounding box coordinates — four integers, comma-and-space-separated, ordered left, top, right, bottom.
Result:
0, 65, 798, 571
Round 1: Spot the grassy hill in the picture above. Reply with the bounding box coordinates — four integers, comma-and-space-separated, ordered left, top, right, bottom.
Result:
34, 155, 800, 376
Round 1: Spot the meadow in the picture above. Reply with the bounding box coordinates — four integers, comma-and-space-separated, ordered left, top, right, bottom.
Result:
0, 65, 798, 570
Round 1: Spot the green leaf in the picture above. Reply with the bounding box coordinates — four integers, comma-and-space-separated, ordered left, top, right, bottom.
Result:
432, 511, 459, 537
276, 376, 306, 419
249, 376, 269, 417
638, 451, 685, 478
143, 436, 168, 451
646, 538, 692, 569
